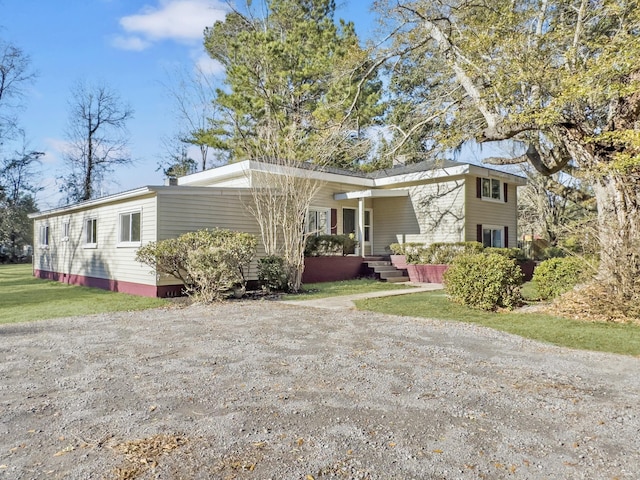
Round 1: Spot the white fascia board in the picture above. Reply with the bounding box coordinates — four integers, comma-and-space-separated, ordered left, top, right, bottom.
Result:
334, 188, 410, 200
468, 164, 527, 185
248, 160, 374, 187
177, 160, 374, 188
177, 160, 251, 186
152, 186, 252, 196
371, 165, 470, 187
29, 187, 155, 219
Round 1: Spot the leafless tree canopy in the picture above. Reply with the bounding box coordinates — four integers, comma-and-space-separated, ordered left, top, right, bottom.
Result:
60, 81, 134, 202
0, 40, 36, 143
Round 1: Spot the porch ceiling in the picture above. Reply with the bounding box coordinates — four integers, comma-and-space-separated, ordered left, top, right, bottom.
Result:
334, 188, 410, 200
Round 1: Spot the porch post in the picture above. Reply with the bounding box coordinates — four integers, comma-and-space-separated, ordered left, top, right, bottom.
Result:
358, 197, 365, 258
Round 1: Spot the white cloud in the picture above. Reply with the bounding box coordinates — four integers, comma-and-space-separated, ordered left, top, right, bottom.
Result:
43, 138, 73, 163
114, 0, 228, 50
111, 35, 152, 51
194, 53, 224, 76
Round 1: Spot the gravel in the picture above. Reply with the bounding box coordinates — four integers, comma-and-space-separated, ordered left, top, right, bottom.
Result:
1, 301, 639, 479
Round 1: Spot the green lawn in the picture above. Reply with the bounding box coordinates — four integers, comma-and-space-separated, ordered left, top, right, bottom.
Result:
356, 291, 640, 356
0, 264, 167, 324
285, 278, 414, 300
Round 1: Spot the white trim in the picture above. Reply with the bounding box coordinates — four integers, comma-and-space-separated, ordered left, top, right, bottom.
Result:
482, 224, 504, 248
372, 165, 470, 187
306, 206, 331, 236
84, 217, 98, 248
480, 177, 503, 202
39, 224, 50, 249
117, 209, 142, 247
334, 188, 409, 200
61, 219, 70, 242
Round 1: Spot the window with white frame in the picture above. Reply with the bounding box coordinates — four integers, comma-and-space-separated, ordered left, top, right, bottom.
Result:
39, 224, 50, 247
482, 225, 503, 248
62, 220, 70, 242
119, 211, 141, 245
481, 177, 502, 201
85, 218, 97, 247
306, 207, 330, 236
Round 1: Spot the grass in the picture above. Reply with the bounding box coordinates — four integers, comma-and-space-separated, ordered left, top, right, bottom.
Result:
285, 278, 414, 300
0, 264, 168, 324
355, 290, 640, 357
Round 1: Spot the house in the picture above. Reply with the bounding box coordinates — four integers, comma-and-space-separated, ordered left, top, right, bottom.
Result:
30, 159, 526, 296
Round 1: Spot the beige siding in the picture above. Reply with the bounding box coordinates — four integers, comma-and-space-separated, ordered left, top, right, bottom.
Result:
33, 194, 158, 286
465, 179, 518, 247
155, 191, 263, 284
372, 179, 466, 254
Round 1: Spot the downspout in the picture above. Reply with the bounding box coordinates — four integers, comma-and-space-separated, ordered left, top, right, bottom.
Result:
358, 197, 365, 257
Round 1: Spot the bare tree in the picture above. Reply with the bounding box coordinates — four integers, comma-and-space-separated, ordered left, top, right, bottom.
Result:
0, 134, 43, 259
162, 65, 226, 172
0, 40, 36, 144
59, 81, 134, 202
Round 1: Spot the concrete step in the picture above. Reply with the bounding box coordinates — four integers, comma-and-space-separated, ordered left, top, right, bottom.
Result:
379, 270, 408, 278
365, 261, 391, 267
385, 276, 410, 283
372, 265, 400, 273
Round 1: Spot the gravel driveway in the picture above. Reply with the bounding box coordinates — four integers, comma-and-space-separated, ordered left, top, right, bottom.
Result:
1, 301, 639, 479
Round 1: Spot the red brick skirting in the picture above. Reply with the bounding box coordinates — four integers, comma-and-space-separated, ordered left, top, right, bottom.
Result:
302, 256, 365, 283
33, 269, 183, 298
406, 264, 449, 283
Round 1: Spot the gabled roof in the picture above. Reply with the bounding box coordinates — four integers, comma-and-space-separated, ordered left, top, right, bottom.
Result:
30, 159, 526, 219
178, 159, 526, 188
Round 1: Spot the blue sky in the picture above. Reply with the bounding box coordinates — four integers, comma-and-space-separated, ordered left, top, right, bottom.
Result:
1, 0, 376, 209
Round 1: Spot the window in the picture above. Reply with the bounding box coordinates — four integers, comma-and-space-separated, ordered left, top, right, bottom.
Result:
481, 177, 502, 201
306, 207, 330, 235
119, 211, 141, 245
62, 221, 70, 242
343, 208, 356, 235
85, 218, 97, 247
343, 207, 372, 242
363, 210, 371, 243
39, 225, 50, 247
482, 226, 503, 248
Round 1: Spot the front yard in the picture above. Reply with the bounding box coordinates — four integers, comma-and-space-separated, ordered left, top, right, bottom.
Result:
0, 264, 167, 324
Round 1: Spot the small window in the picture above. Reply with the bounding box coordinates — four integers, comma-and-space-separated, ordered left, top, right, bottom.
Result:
364, 210, 371, 242
481, 177, 502, 201
62, 221, 70, 242
85, 218, 97, 246
39, 225, 50, 247
307, 207, 330, 236
482, 226, 503, 248
119, 211, 141, 244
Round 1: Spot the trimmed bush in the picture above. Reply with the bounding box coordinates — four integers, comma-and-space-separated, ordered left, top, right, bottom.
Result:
305, 234, 357, 256
258, 255, 289, 292
533, 256, 596, 300
136, 237, 190, 285
136, 228, 257, 301
388, 242, 423, 257
414, 241, 484, 264
444, 253, 523, 311
484, 247, 527, 261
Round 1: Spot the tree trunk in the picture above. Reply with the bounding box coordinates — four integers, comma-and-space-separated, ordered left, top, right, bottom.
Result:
592, 174, 640, 300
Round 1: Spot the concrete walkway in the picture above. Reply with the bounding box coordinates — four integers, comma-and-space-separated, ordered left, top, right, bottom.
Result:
279, 283, 444, 310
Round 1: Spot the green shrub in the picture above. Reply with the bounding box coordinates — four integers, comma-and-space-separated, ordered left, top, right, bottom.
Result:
136, 228, 257, 301
443, 253, 523, 310
541, 246, 566, 259
258, 255, 289, 292
135, 237, 190, 285
413, 241, 484, 264
388, 242, 423, 257
533, 256, 596, 300
305, 234, 357, 256
484, 247, 527, 261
